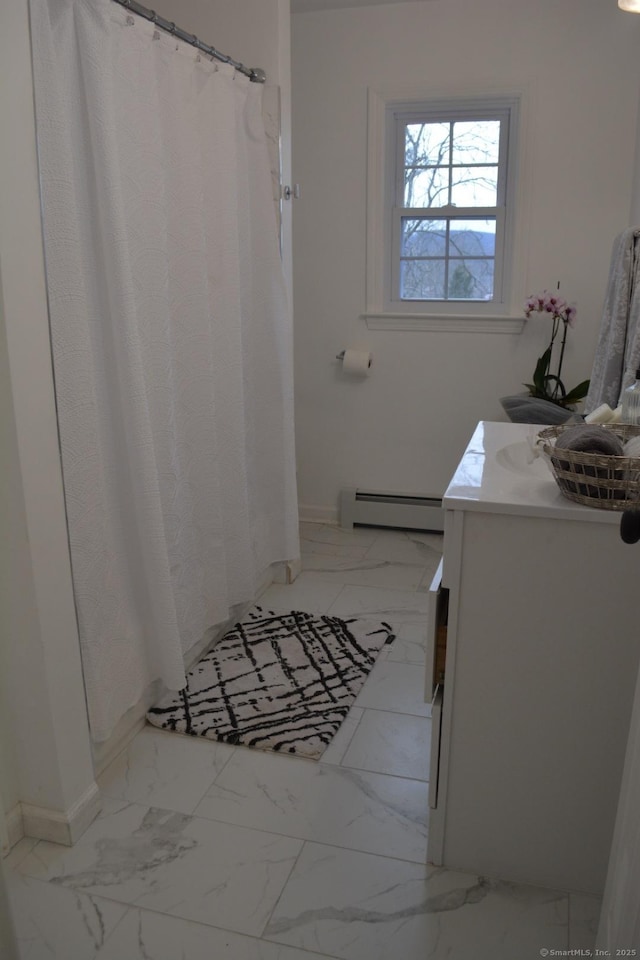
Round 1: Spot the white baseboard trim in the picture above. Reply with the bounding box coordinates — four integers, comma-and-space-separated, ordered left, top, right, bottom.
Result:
21, 781, 102, 847
271, 558, 302, 585
1, 805, 24, 856
298, 504, 339, 524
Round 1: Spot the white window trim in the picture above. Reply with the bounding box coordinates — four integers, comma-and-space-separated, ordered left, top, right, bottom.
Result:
364, 85, 530, 335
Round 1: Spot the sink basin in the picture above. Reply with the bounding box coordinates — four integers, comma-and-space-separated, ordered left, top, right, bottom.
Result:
495, 440, 552, 479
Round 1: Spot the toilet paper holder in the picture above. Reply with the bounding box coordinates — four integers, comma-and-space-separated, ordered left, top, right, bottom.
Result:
336, 348, 373, 372
336, 350, 372, 362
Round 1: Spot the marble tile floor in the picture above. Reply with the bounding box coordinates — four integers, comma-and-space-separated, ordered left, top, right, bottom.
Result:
4, 524, 601, 959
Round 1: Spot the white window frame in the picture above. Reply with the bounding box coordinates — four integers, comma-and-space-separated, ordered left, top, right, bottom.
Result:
365, 88, 526, 334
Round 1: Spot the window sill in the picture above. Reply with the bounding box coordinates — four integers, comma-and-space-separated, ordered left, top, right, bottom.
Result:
363, 312, 525, 334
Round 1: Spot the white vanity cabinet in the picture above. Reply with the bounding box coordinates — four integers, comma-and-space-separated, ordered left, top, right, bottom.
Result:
426, 421, 640, 895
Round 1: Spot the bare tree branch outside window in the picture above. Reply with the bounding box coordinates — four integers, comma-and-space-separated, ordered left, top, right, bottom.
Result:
399, 118, 501, 301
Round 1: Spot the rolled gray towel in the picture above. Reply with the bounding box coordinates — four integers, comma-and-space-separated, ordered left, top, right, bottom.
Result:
553, 425, 624, 501
554, 425, 624, 457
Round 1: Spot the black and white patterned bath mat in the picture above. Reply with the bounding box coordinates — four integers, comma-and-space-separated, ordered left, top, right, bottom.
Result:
147, 606, 394, 760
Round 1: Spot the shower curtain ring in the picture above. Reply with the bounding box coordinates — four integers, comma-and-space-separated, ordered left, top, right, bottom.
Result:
149, 9, 158, 24
168, 21, 177, 35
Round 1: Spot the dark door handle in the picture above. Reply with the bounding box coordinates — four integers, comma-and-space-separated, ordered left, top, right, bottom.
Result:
620, 509, 640, 544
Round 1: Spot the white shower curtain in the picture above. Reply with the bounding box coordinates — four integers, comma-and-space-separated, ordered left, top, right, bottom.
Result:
29, 0, 299, 741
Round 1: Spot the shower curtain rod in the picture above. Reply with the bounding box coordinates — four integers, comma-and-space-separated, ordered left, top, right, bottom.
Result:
113, 0, 267, 83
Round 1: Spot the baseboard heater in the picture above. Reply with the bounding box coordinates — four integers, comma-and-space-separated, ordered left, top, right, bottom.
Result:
339, 487, 444, 532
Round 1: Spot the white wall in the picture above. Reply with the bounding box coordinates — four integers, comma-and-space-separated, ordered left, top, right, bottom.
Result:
152, 0, 284, 82
292, 0, 640, 519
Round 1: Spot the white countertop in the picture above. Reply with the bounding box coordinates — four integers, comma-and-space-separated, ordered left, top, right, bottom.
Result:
443, 421, 624, 523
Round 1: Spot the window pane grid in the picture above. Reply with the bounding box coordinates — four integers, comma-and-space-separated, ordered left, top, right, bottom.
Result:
398, 214, 496, 302
386, 97, 516, 310
402, 118, 502, 210
400, 256, 495, 262
404, 162, 500, 168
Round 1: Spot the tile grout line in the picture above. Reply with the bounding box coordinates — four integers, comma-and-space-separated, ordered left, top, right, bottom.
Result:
567, 892, 572, 949
186, 743, 238, 815
3, 837, 39, 872
351, 703, 432, 720
328, 706, 365, 764
338, 762, 429, 785
175, 806, 428, 868
91, 888, 134, 957
337, 708, 430, 782
38, 879, 345, 960
257, 838, 310, 942
12, 854, 579, 940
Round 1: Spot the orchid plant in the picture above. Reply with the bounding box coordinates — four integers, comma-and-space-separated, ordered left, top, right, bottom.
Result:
523, 290, 590, 408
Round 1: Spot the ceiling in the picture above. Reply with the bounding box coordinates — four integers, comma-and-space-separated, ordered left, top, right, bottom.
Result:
291, 0, 434, 12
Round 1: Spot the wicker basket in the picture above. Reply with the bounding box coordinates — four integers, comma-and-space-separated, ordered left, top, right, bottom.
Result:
536, 423, 640, 510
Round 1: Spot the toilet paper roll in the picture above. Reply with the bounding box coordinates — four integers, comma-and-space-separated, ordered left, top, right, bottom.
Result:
342, 349, 372, 375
